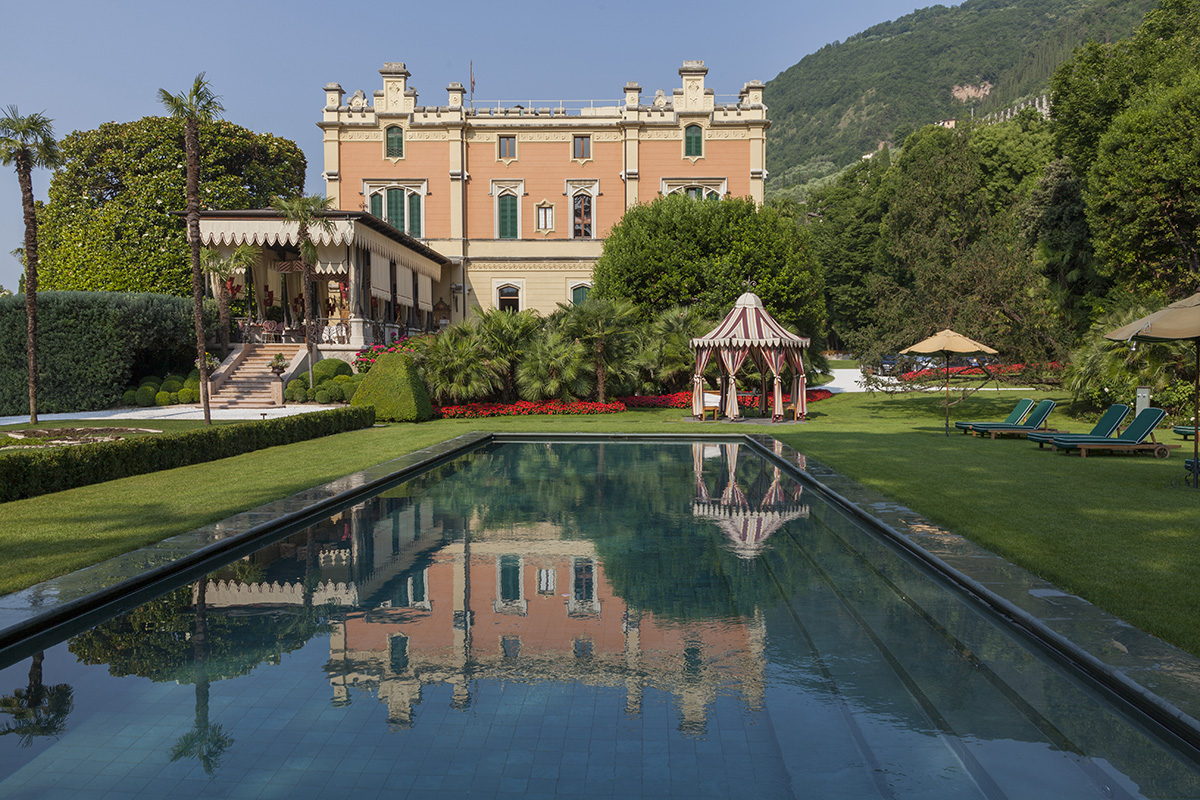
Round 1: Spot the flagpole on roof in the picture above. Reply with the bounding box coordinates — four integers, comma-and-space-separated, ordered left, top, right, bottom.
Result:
470, 60, 475, 111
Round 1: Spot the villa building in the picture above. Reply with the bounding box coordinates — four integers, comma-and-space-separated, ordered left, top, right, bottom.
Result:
319, 60, 769, 322
197, 60, 769, 352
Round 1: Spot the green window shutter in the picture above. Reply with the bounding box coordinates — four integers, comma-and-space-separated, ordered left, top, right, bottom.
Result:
386, 127, 403, 158
408, 193, 421, 237
572, 284, 590, 304
499, 194, 517, 239
387, 188, 404, 230
685, 125, 702, 157
370, 192, 382, 218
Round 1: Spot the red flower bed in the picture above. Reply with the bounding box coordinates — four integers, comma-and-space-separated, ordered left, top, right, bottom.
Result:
435, 399, 626, 419
899, 362, 1062, 382
433, 388, 835, 419
736, 389, 834, 407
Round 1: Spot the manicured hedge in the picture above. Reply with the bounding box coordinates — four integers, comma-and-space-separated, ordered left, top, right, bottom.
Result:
0, 291, 218, 416
350, 353, 433, 422
0, 407, 375, 503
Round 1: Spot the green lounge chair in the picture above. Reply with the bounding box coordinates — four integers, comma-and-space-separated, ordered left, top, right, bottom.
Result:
1028, 404, 1130, 449
953, 398, 1034, 434
968, 399, 1056, 439
1050, 407, 1178, 458
1175, 425, 1198, 440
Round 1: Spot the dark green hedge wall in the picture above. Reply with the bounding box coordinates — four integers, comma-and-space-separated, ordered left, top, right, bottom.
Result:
0, 406, 375, 503
0, 291, 217, 416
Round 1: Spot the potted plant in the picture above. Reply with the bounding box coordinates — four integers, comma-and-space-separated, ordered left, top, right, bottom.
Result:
269, 352, 289, 376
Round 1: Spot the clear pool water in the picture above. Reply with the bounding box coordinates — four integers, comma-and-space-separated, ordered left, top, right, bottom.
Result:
1, 440, 1198, 799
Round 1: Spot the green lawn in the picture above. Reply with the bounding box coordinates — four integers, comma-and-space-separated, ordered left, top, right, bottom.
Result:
3, 392, 1199, 658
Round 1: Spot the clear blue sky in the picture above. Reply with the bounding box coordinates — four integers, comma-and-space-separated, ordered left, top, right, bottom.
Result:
0, 0, 934, 293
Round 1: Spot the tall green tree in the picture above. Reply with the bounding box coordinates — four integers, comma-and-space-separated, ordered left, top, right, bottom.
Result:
37, 117, 305, 294
270, 195, 334, 387
0, 106, 59, 424
159, 74, 224, 426
202, 244, 260, 358
1085, 70, 1200, 295
593, 194, 824, 341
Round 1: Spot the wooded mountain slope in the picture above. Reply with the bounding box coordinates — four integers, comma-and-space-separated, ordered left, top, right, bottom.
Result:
765, 0, 1154, 195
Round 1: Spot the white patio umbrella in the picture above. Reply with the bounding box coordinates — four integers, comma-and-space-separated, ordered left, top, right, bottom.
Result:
1105, 292, 1200, 488
901, 329, 998, 436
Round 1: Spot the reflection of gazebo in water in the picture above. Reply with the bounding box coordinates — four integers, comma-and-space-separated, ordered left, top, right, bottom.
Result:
691, 292, 811, 421
692, 443, 809, 558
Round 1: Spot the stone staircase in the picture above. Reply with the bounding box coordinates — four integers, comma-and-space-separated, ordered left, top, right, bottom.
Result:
210, 344, 303, 408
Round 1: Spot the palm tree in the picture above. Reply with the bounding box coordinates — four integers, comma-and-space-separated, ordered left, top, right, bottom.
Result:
0, 107, 59, 424
271, 195, 334, 388
169, 579, 233, 776
475, 307, 542, 401
202, 244, 260, 357
516, 327, 592, 402
159, 74, 224, 426
411, 323, 502, 404
0, 651, 74, 747
559, 297, 641, 402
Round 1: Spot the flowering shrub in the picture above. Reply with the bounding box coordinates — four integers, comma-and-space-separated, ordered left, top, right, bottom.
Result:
899, 363, 1062, 382
435, 399, 626, 418
353, 337, 421, 373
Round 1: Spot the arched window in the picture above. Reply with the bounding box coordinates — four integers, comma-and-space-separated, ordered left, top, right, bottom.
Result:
385, 126, 404, 158
497, 285, 520, 311
366, 183, 425, 237
407, 193, 422, 238
685, 124, 703, 157
572, 194, 592, 239
571, 284, 590, 305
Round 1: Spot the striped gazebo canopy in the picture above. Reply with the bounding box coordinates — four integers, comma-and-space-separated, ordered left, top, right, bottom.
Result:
690, 293, 811, 421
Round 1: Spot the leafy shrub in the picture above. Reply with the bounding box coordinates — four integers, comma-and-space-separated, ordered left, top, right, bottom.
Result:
315, 390, 331, 404
188, 369, 200, 379
333, 374, 352, 383
0, 291, 217, 415
184, 376, 200, 392
139, 377, 161, 388
160, 378, 183, 393
135, 385, 158, 407
169, 392, 180, 404
122, 389, 137, 406
0, 409, 376, 503
342, 379, 362, 404
155, 391, 171, 406
178, 388, 196, 404
318, 381, 344, 403
351, 353, 434, 422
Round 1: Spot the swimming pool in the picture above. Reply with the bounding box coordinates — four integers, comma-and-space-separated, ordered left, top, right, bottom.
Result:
1, 438, 1198, 799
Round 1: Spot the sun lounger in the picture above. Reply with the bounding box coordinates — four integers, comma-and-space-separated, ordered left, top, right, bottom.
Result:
954, 398, 1034, 433
1175, 425, 1198, 440
1028, 404, 1130, 449
1050, 407, 1178, 458
968, 399, 1056, 439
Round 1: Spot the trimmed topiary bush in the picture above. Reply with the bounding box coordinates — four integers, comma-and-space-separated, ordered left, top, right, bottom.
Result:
343, 380, 362, 404
139, 377, 161, 388
122, 389, 138, 406
135, 385, 158, 407
169, 392, 180, 404
313, 358, 353, 383
160, 378, 183, 394
155, 391, 171, 406
183, 376, 200, 392
351, 353, 433, 422
314, 390, 331, 405
178, 388, 196, 404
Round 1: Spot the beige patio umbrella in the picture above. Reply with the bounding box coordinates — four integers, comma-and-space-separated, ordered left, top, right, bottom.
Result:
901, 329, 999, 436
1105, 292, 1200, 488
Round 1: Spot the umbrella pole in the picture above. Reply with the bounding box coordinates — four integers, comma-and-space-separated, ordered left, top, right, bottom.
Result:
945, 353, 951, 436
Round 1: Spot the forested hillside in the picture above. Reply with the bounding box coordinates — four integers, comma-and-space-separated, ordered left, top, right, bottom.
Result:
765, 0, 1154, 198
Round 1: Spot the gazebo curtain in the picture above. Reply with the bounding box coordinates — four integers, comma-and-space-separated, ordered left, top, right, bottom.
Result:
719, 347, 750, 418
691, 348, 714, 417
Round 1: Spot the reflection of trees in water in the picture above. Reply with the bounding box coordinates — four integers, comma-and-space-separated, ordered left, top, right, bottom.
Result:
67, 578, 332, 777
0, 651, 73, 748
169, 579, 233, 776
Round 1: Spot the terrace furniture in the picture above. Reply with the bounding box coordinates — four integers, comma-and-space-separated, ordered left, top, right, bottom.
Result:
967, 399, 1056, 439
1187, 459, 1198, 487
1028, 404, 1131, 449
953, 398, 1034, 433
1050, 407, 1177, 458
1175, 425, 1198, 440
701, 392, 721, 421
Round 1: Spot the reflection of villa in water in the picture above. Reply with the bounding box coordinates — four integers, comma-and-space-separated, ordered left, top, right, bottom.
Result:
200, 488, 768, 735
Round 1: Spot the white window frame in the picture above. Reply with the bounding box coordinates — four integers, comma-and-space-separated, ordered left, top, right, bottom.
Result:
568, 281, 592, 305
661, 177, 726, 199
564, 179, 599, 240
493, 279, 525, 312
491, 180, 525, 239
363, 180, 428, 237
571, 134, 593, 165
497, 134, 518, 163
535, 201, 555, 235
682, 123, 704, 162
383, 125, 405, 162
